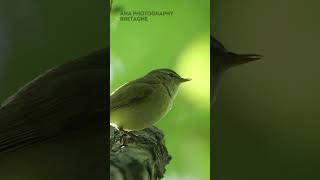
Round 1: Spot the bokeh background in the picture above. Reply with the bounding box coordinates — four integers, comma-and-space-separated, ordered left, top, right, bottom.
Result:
213, 1, 320, 179
0, 0, 107, 103
110, 0, 210, 179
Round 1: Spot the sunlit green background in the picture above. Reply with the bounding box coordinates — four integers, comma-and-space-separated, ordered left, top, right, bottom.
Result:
111, 0, 210, 179
213, 1, 320, 179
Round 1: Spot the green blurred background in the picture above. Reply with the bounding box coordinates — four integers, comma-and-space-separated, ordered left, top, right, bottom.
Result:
213, 1, 320, 179
111, 0, 210, 179
0, 0, 107, 103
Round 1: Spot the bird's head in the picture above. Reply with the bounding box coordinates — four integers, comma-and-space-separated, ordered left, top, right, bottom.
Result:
212, 36, 262, 74
146, 69, 191, 98
212, 36, 262, 103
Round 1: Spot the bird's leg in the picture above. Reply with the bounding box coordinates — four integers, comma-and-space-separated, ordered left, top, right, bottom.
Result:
118, 127, 138, 146
120, 128, 139, 138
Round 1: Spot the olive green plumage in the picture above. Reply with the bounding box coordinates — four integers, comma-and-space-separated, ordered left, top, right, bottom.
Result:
110, 69, 190, 131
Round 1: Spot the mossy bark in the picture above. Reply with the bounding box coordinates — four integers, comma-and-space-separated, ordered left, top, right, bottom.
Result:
110, 126, 171, 180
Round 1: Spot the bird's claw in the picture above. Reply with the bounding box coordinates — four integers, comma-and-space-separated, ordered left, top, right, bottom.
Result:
118, 129, 138, 146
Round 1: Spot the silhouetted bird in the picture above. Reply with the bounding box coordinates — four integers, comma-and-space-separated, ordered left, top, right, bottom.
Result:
212, 36, 262, 103
0, 49, 108, 180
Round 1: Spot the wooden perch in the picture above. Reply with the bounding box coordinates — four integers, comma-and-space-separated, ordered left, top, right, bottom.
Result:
110, 126, 171, 180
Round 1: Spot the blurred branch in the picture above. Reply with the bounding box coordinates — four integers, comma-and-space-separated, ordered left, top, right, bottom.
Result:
110, 126, 171, 180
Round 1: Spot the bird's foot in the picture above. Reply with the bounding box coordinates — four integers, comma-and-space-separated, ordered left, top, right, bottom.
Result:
118, 128, 138, 146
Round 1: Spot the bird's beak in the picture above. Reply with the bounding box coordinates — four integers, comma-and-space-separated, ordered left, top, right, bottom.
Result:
227, 54, 263, 67
180, 78, 191, 83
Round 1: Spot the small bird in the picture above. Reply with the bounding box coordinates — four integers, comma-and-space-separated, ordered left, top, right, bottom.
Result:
0, 49, 108, 179
110, 69, 190, 132
212, 36, 262, 103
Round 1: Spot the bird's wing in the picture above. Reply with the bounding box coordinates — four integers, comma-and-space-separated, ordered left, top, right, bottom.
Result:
0, 89, 105, 153
0, 49, 108, 153
110, 82, 154, 110
0, 95, 69, 153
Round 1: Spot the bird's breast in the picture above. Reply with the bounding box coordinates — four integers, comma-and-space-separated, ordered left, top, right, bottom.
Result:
110, 84, 172, 131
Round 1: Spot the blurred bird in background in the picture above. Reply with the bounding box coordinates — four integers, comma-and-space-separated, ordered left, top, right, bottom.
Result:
212, 36, 262, 104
